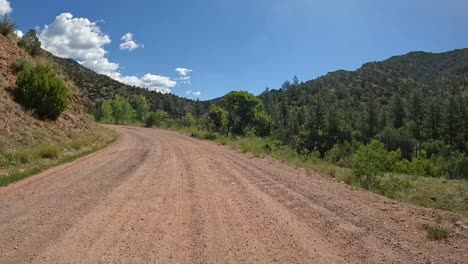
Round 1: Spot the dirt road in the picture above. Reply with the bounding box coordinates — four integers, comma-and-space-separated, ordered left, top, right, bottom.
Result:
0, 126, 466, 264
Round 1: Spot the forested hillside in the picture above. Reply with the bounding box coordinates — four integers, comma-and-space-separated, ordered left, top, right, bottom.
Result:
259, 49, 468, 171
47, 53, 208, 117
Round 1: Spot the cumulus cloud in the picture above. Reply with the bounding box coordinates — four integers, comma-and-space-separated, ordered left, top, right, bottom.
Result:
38, 13, 176, 94
119, 74, 176, 93
39, 13, 118, 75
14, 30, 23, 38
120, 32, 142, 51
0, 0, 12, 16
186, 90, 201, 97
175, 67, 192, 76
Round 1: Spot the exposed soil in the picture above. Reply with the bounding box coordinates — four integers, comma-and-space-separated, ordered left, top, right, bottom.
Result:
0, 34, 93, 151
0, 126, 466, 264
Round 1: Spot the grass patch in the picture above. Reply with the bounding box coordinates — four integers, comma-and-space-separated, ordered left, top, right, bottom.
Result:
35, 144, 62, 159
425, 224, 453, 241
0, 127, 116, 187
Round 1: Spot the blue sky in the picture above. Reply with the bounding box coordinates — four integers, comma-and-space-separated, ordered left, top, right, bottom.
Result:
5, 0, 468, 100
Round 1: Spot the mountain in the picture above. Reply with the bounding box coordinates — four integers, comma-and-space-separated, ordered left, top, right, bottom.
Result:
47, 53, 209, 117
259, 49, 468, 157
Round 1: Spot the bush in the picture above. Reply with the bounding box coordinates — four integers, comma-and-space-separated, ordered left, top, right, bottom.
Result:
394, 155, 445, 178
351, 140, 400, 188
325, 141, 354, 167
18, 29, 42, 56
146, 110, 168, 127
15, 63, 69, 120
0, 15, 16, 37
181, 113, 196, 127
425, 225, 452, 241
207, 105, 228, 133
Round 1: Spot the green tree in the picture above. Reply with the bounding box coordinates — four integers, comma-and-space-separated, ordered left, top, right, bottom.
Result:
366, 84, 378, 139
18, 29, 42, 56
15, 63, 69, 120
99, 100, 113, 122
146, 110, 169, 127
222, 91, 271, 136
207, 105, 228, 133
443, 95, 463, 147
181, 113, 196, 127
426, 97, 442, 140
408, 89, 425, 141
133, 95, 150, 123
390, 94, 405, 129
109, 96, 135, 124
352, 140, 400, 188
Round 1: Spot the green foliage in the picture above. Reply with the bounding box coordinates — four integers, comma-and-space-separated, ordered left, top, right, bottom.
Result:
181, 113, 196, 127
98, 96, 136, 124
0, 14, 16, 36
393, 154, 444, 178
15, 63, 69, 120
99, 100, 113, 122
258, 50, 468, 174
425, 225, 452, 241
375, 174, 414, 199
222, 91, 272, 136
110, 96, 136, 124
146, 110, 169, 127
325, 141, 354, 167
133, 95, 150, 122
207, 105, 228, 133
378, 126, 415, 159
0, 129, 116, 187
36, 144, 63, 159
18, 29, 42, 56
351, 140, 400, 188
48, 54, 210, 119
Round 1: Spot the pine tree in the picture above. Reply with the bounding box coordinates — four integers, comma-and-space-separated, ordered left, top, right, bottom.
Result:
390, 94, 405, 128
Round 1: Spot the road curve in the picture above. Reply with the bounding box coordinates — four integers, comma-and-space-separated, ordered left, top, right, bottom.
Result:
0, 126, 466, 264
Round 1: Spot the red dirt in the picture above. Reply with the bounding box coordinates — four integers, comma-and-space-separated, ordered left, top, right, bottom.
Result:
0, 126, 466, 263
0, 34, 93, 150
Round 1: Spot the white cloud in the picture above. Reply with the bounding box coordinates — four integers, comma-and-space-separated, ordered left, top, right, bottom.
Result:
38, 13, 176, 94
186, 90, 201, 97
175, 67, 192, 76
119, 32, 141, 51
38, 13, 118, 75
0, 0, 12, 16
118, 74, 176, 93
14, 30, 23, 38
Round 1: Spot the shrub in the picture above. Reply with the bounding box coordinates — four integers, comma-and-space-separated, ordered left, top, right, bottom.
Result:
351, 140, 400, 188
394, 155, 445, 178
146, 110, 168, 127
376, 174, 414, 199
181, 113, 196, 127
207, 105, 228, 133
325, 141, 354, 167
15, 64, 69, 120
18, 29, 42, 56
0, 15, 16, 37
425, 225, 452, 241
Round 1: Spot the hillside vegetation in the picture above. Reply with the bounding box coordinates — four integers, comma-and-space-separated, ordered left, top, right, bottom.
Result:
0, 23, 114, 185
47, 54, 209, 117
